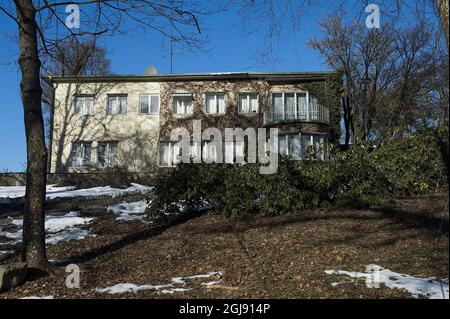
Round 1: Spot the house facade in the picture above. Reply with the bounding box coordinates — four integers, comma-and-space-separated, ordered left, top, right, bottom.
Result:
45, 72, 341, 173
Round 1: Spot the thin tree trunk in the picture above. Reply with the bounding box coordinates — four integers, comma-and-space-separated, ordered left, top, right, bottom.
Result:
14, 0, 50, 272
436, 0, 449, 48
342, 95, 351, 147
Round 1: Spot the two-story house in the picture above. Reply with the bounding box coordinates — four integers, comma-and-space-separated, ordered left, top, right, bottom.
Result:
44, 72, 341, 173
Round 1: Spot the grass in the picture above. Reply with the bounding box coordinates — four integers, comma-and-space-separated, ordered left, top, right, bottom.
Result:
0, 194, 448, 299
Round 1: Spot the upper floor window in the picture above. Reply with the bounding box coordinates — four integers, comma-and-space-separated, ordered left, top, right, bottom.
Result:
272, 92, 308, 119
74, 95, 94, 115
238, 93, 258, 113
69, 142, 92, 168
173, 94, 193, 114
97, 141, 118, 168
140, 94, 159, 114
205, 93, 225, 114
107, 94, 127, 115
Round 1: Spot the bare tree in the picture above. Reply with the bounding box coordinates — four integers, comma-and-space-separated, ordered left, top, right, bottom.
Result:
41, 37, 111, 148
309, 11, 447, 143
0, 0, 210, 273
43, 36, 111, 78
234, 0, 448, 143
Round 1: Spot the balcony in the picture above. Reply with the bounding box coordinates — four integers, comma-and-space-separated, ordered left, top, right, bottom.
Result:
263, 103, 330, 126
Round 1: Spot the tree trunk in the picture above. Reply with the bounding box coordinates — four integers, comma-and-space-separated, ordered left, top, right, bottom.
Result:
436, 0, 449, 48
342, 95, 351, 147
14, 0, 50, 272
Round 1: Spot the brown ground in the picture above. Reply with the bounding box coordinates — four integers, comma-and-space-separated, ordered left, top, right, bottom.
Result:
0, 194, 448, 299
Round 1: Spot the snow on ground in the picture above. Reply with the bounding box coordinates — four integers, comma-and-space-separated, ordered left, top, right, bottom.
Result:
95, 271, 223, 295
325, 264, 449, 299
0, 211, 94, 246
21, 296, 54, 299
201, 281, 222, 287
0, 185, 75, 200
107, 200, 151, 222
0, 183, 153, 202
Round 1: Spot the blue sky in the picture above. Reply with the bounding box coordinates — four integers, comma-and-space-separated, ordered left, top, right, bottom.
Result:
0, 3, 341, 171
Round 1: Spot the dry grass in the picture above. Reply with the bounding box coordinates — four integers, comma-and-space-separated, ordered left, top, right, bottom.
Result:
1, 195, 448, 299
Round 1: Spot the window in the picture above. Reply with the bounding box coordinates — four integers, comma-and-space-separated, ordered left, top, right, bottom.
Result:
271, 92, 315, 121
279, 133, 327, 160
238, 93, 258, 113
301, 134, 312, 159
224, 140, 245, 163
190, 141, 201, 163
97, 141, 118, 168
309, 96, 319, 120
74, 95, 94, 115
140, 94, 159, 114
272, 93, 284, 115
285, 93, 295, 119
288, 134, 301, 159
205, 93, 225, 114
69, 142, 92, 167
107, 95, 127, 115
279, 135, 288, 157
173, 94, 193, 114
202, 140, 222, 163
159, 142, 173, 167
159, 141, 186, 167
297, 93, 308, 120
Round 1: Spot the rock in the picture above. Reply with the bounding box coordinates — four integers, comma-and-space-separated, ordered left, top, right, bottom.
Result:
0, 262, 27, 292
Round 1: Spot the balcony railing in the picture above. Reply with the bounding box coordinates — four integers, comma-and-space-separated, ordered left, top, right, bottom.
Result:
263, 104, 330, 125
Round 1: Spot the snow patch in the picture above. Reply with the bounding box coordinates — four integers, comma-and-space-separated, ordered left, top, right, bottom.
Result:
0, 211, 94, 246
95, 271, 223, 295
325, 264, 449, 299
21, 296, 54, 299
107, 200, 151, 222
0, 183, 153, 201
201, 281, 222, 287
0, 185, 75, 200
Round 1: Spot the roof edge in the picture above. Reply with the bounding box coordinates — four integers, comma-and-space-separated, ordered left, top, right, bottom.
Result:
42, 71, 341, 83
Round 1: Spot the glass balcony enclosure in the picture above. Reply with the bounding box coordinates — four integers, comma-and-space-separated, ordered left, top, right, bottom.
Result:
263, 92, 330, 125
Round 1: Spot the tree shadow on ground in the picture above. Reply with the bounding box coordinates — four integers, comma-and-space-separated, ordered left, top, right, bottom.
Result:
55, 209, 207, 266
52, 201, 448, 267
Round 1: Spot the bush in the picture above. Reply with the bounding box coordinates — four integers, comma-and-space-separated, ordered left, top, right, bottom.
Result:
147, 127, 448, 219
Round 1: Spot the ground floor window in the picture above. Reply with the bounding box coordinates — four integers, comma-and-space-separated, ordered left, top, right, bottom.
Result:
69, 142, 92, 168
224, 140, 245, 163
159, 142, 174, 167
97, 141, 118, 168
279, 133, 328, 160
159, 133, 329, 167
159, 140, 246, 166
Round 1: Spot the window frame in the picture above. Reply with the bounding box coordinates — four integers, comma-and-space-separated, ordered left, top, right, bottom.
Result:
74, 94, 94, 116
204, 93, 226, 114
97, 141, 119, 168
278, 132, 328, 161
172, 93, 194, 115
271, 91, 310, 120
139, 93, 160, 115
238, 93, 259, 114
106, 94, 128, 115
69, 141, 92, 168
